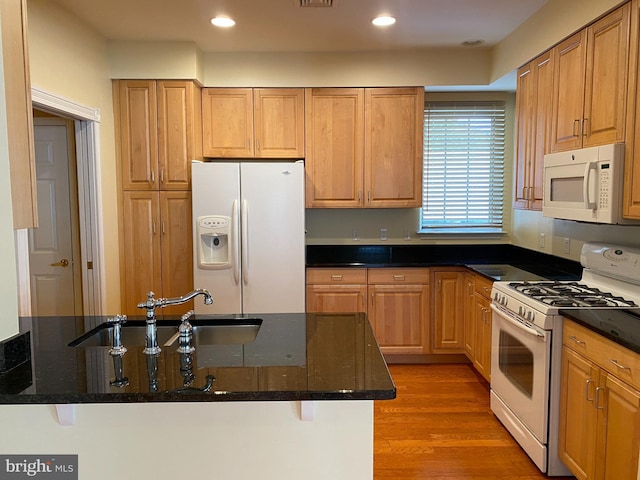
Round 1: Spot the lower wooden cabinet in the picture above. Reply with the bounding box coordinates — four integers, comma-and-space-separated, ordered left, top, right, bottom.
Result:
559, 319, 640, 480
307, 267, 430, 356
306, 268, 367, 313
121, 191, 193, 316
464, 273, 493, 382
431, 268, 466, 353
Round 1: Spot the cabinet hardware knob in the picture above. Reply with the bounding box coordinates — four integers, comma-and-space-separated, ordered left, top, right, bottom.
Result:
572, 119, 580, 137
594, 387, 605, 410
393, 275, 406, 281
330, 275, 343, 281
568, 335, 586, 345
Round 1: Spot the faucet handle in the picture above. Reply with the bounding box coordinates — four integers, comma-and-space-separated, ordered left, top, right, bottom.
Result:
181, 310, 195, 322
107, 314, 128, 325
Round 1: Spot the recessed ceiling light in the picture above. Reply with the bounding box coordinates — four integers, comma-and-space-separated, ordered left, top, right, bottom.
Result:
372, 15, 396, 27
211, 16, 236, 28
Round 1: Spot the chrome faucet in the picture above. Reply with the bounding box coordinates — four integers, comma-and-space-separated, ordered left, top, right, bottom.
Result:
137, 289, 213, 354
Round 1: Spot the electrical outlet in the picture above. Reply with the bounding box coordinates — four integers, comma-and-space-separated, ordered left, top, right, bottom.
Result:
539, 233, 545, 249
563, 237, 570, 254
352, 230, 359, 241
380, 228, 387, 241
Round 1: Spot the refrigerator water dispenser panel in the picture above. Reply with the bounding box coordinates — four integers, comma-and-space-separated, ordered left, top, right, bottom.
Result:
197, 215, 231, 269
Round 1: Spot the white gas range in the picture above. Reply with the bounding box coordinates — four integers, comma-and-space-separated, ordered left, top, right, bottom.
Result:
489, 242, 640, 476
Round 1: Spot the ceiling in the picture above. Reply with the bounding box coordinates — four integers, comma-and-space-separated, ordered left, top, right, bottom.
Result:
50, 0, 549, 54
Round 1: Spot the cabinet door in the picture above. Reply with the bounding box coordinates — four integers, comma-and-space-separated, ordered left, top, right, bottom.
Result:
514, 61, 536, 210
364, 87, 424, 208
159, 191, 193, 316
253, 88, 304, 158
531, 52, 553, 210
558, 346, 599, 480
473, 294, 491, 382
624, 0, 640, 219
463, 273, 475, 360
306, 284, 367, 313
117, 80, 159, 190
202, 88, 253, 157
121, 191, 162, 314
551, 31, 587, 152
305, 88, 365, 207
157, 81, 200, 190
596, 372, 640, 480
369, 284, 430, 355
583, 4, 630, 147
1, 0, 37, 228
432, 270, 465, 353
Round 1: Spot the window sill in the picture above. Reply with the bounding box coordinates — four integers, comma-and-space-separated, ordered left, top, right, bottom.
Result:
417, 228, 507, 236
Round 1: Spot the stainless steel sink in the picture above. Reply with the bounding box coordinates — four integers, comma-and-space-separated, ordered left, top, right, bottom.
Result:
68, 317, 262, 348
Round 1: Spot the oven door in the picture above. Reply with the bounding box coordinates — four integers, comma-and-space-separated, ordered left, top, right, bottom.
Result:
490, 303, 551, 444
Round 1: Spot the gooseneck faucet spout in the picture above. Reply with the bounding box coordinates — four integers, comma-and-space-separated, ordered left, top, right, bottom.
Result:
137, 289, 214, 354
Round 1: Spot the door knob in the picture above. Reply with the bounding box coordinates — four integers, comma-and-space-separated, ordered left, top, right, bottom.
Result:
51, 259, 70, 267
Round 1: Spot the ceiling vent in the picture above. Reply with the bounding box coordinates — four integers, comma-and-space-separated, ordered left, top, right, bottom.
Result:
299, 0, 333, 7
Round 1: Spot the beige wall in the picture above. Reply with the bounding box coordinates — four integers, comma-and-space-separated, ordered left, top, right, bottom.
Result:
26, 0, 120, 313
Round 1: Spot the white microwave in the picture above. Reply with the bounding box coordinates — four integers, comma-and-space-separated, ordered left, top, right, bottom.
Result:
542, 143, 636, 224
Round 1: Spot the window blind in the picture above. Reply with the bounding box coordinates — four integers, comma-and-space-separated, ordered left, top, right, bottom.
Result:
421, 102, 505, 231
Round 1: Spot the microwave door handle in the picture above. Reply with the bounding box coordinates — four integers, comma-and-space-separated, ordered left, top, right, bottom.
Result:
583, 162, 598, 210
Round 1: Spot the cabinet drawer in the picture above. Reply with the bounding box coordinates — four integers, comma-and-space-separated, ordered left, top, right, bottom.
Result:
474, 274, 494, 299
306, 268, 367, 284
367, 268, 430, 285
563, 319, 640, 391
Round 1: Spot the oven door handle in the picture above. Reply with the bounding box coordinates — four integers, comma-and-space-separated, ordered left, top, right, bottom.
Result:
490, 304, 545, 338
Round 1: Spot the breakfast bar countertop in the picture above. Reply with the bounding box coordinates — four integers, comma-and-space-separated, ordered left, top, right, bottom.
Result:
0, 313, 395, 404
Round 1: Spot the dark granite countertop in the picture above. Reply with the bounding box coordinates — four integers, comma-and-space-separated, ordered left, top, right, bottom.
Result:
306, 244, 582, 281
0, 313, 395, 404
560, 308, 640, 355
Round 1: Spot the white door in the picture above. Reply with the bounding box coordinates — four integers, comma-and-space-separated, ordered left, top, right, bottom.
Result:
29, 116, 83, 316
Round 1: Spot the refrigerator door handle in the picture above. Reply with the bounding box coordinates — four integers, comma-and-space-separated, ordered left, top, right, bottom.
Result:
231, 199, 240, 285
241, 199, 249, 285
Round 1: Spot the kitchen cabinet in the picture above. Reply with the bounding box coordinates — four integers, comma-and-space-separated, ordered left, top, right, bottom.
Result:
114, 79, 202, 191
463, 273, 475, 360
550, 4, 630, 152
120, 191, 193, 316
202, 88, 304, 158
306, 267, 430, 357
559, 319, 640, 480
431, 268, 466, 353
623, 0, 640, 219
1, 0, 37, 229
304, 88, 364, 207
472, 274, 493, 382
368, 268, 430, 355
305, 87, 423, 208
306, 268, 368, 313
514, 51, 552, 210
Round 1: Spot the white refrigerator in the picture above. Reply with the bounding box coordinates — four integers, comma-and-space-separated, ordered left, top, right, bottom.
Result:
192, 160, 305, 314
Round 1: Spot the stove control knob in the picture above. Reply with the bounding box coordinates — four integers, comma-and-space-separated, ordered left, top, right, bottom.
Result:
502, 296, 508, 307
518, 306, 524, 317
527, 311, 534, 322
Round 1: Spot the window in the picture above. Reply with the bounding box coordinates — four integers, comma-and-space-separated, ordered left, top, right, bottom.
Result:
421, 102, 505, 232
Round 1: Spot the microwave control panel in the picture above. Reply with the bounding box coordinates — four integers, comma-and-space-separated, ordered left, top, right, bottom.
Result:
598, 163, 610, 209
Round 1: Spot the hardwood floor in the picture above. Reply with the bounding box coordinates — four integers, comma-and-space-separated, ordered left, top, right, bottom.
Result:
374, 364, 575, 480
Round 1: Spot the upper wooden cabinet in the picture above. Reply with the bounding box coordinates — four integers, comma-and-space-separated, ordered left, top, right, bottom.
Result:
550, 4, 630, 152
305, 87, 424, 208
202, 88, 304, 158
514, 51, 552, 211
305, 88, 365, 207
1, 0, 37, 229
624, 0, 640, 219
115, 79, 202, 191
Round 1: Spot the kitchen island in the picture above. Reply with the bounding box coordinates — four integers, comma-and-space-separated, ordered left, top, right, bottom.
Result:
0, 313, 394, 480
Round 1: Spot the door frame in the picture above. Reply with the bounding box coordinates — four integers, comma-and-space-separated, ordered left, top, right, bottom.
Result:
15, 87, 105, 316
